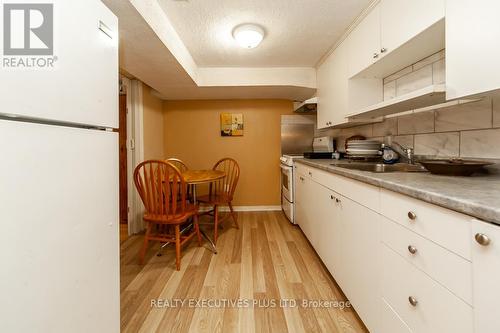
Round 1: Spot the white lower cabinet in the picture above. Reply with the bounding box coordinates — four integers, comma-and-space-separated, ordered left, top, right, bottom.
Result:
381, 216, 472, 305
337, 194, 380, 332
295, 169, 343, 284
471, 219, 500, 333
380, 244, 473, 333
380, 298, 412, 333
294, 163, 500, 333
294, 172, 314, 243
295, 170, 380, 332
314, 185, 342, 280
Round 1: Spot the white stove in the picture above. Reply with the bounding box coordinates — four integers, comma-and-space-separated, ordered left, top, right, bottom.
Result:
280, 154, 304, 167
280, 154, 304, 224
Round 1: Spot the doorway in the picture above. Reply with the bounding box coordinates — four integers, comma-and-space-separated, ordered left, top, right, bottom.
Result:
119, 93, 128, 242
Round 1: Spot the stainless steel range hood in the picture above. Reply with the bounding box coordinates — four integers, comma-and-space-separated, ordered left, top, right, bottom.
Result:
293, 97, 317, 113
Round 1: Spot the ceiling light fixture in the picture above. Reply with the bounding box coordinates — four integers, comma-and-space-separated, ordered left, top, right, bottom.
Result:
232, 24, 264, 49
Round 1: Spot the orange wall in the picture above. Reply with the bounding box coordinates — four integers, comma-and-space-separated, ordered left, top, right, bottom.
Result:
143, 84, 165, 160
163, 99, 293, 206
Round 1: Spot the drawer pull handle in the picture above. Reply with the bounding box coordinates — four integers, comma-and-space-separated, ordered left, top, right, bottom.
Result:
408, 296, 418, 307
408, 245, 418, 254
330, 195, 334, 200
408, 211, 417, 220
299, 177, 304, 181
308, 171, 312, 176
475, 233, 491, 246
336, 198, 341, 203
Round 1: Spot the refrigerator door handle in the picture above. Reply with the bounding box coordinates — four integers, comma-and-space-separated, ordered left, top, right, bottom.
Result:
98, 20, 114, 39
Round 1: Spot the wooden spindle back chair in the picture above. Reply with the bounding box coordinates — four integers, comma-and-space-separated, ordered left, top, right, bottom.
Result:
133, 160, 201, 270
199, 158, 240, 243
165, 158, 191, 201
209, 158, 240, 202
166, 158, 189, 173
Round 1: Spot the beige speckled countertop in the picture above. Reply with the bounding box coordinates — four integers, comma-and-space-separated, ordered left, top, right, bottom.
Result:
295, 159, 500, 225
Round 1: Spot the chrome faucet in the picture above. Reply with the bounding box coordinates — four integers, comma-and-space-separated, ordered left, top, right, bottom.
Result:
389, 141, 415, 164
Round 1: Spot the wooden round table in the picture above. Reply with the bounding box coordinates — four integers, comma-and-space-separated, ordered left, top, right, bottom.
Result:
182, 170, 225, 186
182, 169, 226, 254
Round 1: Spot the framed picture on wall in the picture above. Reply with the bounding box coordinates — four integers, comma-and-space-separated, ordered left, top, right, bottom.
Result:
220, 113, 244, 136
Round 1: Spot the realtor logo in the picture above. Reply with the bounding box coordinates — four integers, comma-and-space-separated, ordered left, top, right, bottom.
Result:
3, 3, 53, 55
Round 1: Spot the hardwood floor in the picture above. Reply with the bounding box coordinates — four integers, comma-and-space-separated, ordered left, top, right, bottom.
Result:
120, 211, 368, 333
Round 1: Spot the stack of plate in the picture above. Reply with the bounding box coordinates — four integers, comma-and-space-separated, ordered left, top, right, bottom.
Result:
346, 140, 382, 158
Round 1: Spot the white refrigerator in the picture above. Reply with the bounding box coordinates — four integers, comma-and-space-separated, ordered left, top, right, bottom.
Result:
0, 1, 119, 332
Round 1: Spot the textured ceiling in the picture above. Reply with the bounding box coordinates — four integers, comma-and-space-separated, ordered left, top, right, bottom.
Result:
102, 0, 195, 89
158, 0, 371, 67
102, 0, 317, 100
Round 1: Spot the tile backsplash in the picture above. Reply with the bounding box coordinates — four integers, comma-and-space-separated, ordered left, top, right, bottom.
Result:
320, 50, 500, 159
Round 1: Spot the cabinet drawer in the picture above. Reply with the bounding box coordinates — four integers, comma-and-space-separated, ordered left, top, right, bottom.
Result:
306, 166, 379, 211
381, 244, 473, 333
381, 216, 472, 305
381, 297, 412, 333
380, 189, 471, 259
295, 163, 312, 178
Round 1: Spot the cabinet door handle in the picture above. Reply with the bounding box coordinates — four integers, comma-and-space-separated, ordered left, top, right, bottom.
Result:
373, 52, 379, 59
308, 171, 312, 176
330, 195, 335, 200
408, 211, 417, 220
408, 245, 418, 254
335, 198, 341, 203
299, 177, 304, 181
475, 233, 491, 246
408, 296, 418, 307
380, 47, 387, 53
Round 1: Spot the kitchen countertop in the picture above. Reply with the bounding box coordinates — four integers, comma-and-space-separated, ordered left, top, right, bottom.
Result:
295, 159, 500, 225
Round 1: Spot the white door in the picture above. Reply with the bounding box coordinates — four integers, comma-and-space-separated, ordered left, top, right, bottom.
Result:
347, 3, 381, 78
0, 120, 119, 333
296, 175, 316, 244
446, 0, 500, 99
380, 0, 444, 56
338, 195, 380, 333
0, 0, 118, 128
471, 219, 500, 333
317, 41, 349, 128
316, 54, 335, 129
315, 185, 342, 279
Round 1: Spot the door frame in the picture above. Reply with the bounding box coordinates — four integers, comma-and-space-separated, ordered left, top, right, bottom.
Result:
120, 78, 145, 235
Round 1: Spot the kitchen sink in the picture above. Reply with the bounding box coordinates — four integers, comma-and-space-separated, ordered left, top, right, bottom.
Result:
332, 162, 428, 173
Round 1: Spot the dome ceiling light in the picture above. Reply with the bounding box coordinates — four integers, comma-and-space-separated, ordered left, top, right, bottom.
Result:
232, 24, 265, 49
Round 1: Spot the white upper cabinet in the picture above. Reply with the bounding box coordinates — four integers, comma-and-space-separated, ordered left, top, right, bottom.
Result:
471, 219, 500, 333
317, 41, 349, 128
446, 0, 500, 99
347, 0, 444, 79
380, 0, 444, 56
347, 3, 381, 78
